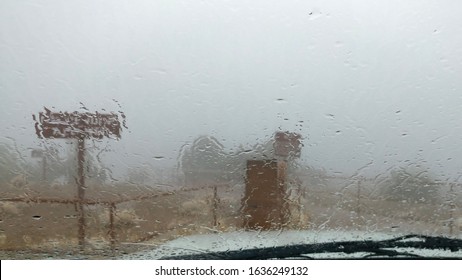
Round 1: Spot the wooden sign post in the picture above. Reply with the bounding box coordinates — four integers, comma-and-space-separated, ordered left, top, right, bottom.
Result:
33, 107, 124, 248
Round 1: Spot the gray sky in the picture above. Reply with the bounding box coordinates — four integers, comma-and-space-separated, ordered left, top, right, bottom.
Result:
1, 0, 462, 179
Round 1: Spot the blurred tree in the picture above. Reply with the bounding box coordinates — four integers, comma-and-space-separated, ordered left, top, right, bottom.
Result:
180, 133, 304, 186
127, 167, 151, 186
0, 142, 25, 183
181, 135, 228, 185
380, 165, 441, 203
24, 143, 108, 185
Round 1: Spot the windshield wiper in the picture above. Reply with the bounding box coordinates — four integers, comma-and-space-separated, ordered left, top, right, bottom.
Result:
162, 234, 462, 260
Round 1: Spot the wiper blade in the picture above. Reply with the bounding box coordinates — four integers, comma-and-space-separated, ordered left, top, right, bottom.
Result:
162, 234, 462, 260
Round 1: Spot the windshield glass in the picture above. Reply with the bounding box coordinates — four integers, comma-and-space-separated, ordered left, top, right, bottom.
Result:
1, 0, 461, 259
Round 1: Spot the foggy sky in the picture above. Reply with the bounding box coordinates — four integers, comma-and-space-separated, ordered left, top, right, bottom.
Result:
1, 0, 462, 180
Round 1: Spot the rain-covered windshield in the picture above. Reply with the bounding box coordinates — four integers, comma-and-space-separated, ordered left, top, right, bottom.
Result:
1, 0, 461, 259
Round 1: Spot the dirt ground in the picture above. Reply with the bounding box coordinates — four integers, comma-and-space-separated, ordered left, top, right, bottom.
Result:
1, 176, 460, 259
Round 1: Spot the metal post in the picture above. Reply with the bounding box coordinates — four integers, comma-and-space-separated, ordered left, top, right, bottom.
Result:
212, 186, 218, 228
297, 184, 302, 227
357, 178, 362, 216
77, 136, 86, 248
109, 203, 116, 248
449, 183, 455, 236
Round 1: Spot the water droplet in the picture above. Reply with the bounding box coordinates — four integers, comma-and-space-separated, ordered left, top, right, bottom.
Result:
32, 215, 42, 220
308, 10, 323, 20
154, 156, 165, 160
326, 114, 335, 119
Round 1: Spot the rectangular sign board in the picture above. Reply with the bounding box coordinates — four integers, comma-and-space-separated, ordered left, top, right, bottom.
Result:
33, 107, 122, 139
273, 131, 302, 158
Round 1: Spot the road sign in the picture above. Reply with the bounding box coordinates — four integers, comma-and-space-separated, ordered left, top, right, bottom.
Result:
32, 106, 125, 248
274, 131, 302, 158
33, 107, 122, 139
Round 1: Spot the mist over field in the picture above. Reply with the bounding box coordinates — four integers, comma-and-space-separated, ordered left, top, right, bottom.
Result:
1, 0, 462, 181
1, 0, 462, 258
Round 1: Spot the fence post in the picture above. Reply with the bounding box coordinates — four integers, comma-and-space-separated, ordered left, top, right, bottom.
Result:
77, 136, 86, 249
109, 203, 116, 248
448, 183, 455, 235
357, 178, 362, 216
212, 186, 218, 228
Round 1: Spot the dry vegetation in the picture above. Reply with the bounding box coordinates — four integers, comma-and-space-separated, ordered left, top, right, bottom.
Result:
1, 173, 461, 259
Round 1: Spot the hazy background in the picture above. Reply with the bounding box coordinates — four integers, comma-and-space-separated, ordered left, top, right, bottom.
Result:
1, 0, 462, 180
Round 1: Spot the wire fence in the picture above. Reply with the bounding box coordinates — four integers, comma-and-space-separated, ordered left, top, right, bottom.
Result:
0, 184, 234, 252
1, 176, 461, 255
